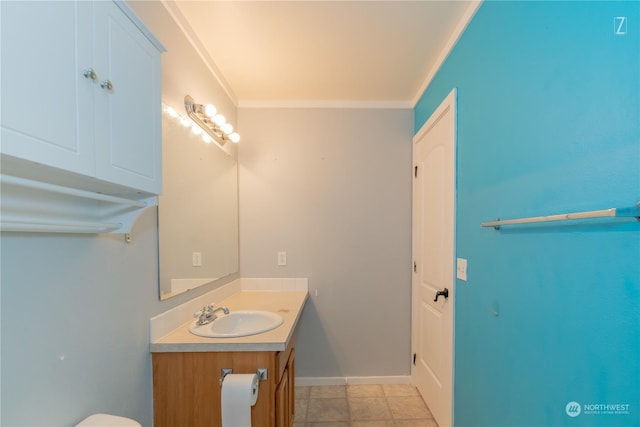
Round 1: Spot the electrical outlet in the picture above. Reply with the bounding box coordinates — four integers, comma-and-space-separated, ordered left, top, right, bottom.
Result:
192, 252, 202, 267
277, 251, 287, 266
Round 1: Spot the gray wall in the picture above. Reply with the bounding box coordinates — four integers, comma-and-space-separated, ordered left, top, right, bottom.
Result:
1, 212, 158, 426
238, 108, 413, 378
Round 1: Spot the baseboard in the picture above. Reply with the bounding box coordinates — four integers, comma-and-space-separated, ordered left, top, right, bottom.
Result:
295, 375, 412, 386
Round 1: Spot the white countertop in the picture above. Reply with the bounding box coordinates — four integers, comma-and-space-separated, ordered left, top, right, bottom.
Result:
151, 290, 308, 352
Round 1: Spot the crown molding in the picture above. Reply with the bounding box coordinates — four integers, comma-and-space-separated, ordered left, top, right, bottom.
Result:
411, 0, 483, 107
238, 99, 413, 109
160, 0, 238, 106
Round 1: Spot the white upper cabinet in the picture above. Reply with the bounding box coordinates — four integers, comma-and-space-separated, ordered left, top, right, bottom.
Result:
1, 0, 163, 195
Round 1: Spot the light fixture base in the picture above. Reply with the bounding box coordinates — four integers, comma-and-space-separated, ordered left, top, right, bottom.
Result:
184, 95, 230, 146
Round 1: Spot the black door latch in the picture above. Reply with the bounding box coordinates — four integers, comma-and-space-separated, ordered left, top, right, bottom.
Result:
433, 288, 449, 302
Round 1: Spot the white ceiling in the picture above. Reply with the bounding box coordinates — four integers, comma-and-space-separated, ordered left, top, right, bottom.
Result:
168, 1, 476, 107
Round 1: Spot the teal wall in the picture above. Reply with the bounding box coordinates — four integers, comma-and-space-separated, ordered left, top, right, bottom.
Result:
414, 1, 639, 426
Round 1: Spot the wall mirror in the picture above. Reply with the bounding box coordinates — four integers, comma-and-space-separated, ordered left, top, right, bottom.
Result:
158, 109, 239, 300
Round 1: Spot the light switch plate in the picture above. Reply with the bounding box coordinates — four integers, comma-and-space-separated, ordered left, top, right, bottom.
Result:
457, 258, 467, 281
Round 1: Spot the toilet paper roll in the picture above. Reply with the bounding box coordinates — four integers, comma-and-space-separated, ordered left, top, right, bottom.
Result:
221, 373, 259, 427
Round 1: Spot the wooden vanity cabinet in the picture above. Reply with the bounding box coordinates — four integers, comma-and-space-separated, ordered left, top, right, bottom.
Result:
152, 340, 295, 427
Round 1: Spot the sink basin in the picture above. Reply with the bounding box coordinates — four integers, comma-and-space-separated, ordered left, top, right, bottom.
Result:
189, 310, 284, 338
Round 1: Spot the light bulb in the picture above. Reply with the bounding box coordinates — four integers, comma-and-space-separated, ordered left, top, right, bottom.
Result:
222, 123, 233, 135
202, 134, 212, 144
165, 106, 178, 118
204, 104, 217, 118
213, 114, 226, 127
191, 124, 202, 135
179, 117, 190, 127
229, 132, 240, 143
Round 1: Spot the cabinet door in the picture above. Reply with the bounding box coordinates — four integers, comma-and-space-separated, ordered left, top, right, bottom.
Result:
0, 0, 94, 175
93, 1, 162, 194
275, 365, 290, 427
276, 349, 295, 427
287, 349, 295, 424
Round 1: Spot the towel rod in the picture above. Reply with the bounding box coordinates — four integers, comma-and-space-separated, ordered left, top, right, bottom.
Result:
482, 202, 640, 229
1, 217, 121, 233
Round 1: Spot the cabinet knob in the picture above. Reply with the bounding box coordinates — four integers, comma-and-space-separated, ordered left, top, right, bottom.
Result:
100, 79, 114, 91
83, 68, 98, 81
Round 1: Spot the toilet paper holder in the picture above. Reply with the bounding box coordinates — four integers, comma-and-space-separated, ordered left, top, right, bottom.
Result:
220, 368, 267, 386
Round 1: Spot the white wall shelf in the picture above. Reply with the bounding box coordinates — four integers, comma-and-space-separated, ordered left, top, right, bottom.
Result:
0, 173, 156, 235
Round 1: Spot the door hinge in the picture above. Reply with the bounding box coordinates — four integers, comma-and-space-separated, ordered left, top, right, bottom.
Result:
414, 165, 418, 178
413, 353, 417, 365
413, 261, 417, 273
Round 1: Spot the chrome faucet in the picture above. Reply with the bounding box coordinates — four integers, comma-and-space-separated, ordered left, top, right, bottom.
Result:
194, 304, 229, 326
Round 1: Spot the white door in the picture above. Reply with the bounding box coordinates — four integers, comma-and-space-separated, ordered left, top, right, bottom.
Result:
412, 89, 456, 427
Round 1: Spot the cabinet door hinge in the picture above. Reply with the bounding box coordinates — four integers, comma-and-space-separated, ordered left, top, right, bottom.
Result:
414, 165, 418, 178
413, 261, 417, 273
413, 353, 417, 365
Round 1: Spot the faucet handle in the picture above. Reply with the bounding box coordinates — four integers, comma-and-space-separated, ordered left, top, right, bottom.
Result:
195, 304, 217, 316
193, 306, 208, 318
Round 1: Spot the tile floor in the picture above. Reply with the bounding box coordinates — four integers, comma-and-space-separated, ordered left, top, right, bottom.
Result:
293, 384, 439, 426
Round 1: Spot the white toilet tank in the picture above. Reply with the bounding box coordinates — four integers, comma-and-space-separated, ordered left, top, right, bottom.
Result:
75, 414, 141, 427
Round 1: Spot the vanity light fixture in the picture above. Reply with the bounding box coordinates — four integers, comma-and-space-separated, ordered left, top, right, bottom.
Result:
183, 95, 240, 145
163, 104, 210, 144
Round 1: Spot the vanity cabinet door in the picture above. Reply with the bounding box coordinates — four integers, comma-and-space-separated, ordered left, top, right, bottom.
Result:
0, 0, 95, 176
93, 0, 162, 194
275, 368, 289, 427
287, 349, 295, 423
275, 349, 295, 427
